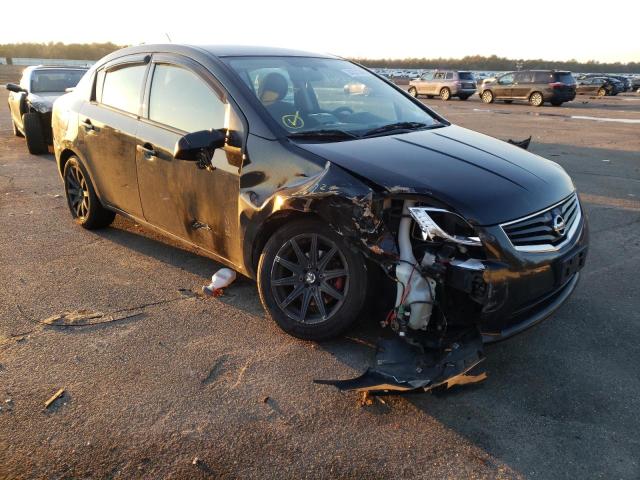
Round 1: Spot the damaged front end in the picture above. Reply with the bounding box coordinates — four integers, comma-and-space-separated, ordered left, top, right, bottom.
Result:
318, 196, 495, 393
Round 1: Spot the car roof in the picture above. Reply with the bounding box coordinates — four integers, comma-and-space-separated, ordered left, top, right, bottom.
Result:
101, 43, 338, 61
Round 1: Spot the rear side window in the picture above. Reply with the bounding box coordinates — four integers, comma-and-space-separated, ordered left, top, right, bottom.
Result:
533, 72, 554, 83
445, 72, 453, 80
458, 72, 474, 80
554, 72, 576, 84
434, 72, 446, 80
149, 64, 226, 133
514, 72, 534, 83
100, 64, 147, 114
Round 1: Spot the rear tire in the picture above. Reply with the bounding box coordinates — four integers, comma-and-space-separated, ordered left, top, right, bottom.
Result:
458, 95, 469, 101
529, 92, 544, 107
481, 90, 494, 103
257, 219, 368, 341
426, 95, 434, 99
597, 87, 606, 97
63, 156, 115, 230
22, 113, 47, 154
440, 87, 451, 101
408, 86, 418, 98
551, 101, 563, 107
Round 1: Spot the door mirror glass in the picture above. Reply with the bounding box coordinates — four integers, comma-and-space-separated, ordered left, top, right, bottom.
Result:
174, 129, 226, 161
6, 83, 27, 93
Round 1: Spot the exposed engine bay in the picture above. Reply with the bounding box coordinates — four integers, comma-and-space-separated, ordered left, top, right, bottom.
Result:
317, 199, 489, 393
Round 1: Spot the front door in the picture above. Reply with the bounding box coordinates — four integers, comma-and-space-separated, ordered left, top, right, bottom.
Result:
135, 57, 244, 264
494, 73, 514, 99
415, 72, 433, 94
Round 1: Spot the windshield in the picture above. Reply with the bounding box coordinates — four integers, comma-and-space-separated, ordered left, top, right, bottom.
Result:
458, 72, 474, 80
224, 56, 439, 138
30, 69, 86, 93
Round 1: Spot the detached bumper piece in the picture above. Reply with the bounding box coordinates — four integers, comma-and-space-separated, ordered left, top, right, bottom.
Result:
316, 330, 485, 393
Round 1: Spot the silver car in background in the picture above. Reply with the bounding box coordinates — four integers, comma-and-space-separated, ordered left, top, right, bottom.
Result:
408, 70, 477, 101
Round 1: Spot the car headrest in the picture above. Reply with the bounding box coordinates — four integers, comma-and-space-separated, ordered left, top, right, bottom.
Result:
258, 72, 288, 104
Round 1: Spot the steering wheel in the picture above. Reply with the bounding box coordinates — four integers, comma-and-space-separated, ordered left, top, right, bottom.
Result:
332, 106, 354, 116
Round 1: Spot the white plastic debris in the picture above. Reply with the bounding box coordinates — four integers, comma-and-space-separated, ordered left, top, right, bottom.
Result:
202, 268, 236, 297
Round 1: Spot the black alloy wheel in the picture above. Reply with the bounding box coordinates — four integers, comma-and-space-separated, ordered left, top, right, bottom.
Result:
258, 219, 368, 340
270, 233, 349, 324
63, 156, 115, 229
66, 161, 90, 220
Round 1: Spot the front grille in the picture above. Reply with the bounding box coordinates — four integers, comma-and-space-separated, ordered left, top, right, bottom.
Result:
501, 194, 581, 252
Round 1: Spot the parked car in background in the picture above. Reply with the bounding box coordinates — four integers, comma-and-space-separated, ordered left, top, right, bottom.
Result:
408, 70, 476, 101
6, 65, 88, 154
575, 76, 622, 96
479, 70, 576, 106
577, 74, 629, 93
631, 76, 640, 91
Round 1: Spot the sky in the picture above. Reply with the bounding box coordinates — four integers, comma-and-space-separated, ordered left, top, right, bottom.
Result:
2, 0, 639, 63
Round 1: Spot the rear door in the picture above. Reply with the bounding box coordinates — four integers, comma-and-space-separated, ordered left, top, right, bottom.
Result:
512, 71, 534, 98
135, 55, 244, 263
494, 73, 514, 98
430, 72, 446, 95
78, 55, 148, 217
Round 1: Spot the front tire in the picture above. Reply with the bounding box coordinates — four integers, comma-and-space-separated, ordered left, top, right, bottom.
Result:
440, 87, 451, 101
257, 219, 368, 341
63, 156, 115, 229
481, 90, 494, 103
529, 91, 544, 107
408, 86, 418, 98
22, 113, 47, 154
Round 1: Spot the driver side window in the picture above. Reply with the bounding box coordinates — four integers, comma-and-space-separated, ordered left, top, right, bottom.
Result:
499, 74, 514, 85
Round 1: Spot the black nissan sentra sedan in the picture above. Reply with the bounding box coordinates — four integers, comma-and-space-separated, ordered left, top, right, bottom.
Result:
52, 45, 588, 367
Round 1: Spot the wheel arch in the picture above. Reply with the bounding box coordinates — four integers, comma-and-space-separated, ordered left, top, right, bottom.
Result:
250, 209, 322, 276
57, 148, 105, 203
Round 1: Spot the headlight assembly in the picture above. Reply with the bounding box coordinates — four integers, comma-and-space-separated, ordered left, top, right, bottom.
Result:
408, 207, 481, 246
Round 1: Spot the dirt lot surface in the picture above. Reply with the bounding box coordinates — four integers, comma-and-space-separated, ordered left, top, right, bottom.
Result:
1, 89, 639, 479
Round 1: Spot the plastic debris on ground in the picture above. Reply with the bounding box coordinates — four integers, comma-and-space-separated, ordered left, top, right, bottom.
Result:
315, 329, 486, 394
202, 268, 237, 297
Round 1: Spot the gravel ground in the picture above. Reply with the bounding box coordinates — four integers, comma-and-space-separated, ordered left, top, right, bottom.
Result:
1, 90, 639, 479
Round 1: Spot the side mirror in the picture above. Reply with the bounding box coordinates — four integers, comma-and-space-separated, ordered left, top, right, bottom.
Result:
65, 87, 75, 93
173, 129, 226, 161
6, 83, 27, 94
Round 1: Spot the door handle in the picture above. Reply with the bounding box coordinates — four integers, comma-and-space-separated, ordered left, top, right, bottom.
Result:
137, 143, 157, 159
80, 119, 95, 132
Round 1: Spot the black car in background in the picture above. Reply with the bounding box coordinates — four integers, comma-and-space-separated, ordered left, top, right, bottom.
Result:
479, 70, 576, 106
51, 44, 587, 363
576, 76, 623, 96
6, 65, 88, 154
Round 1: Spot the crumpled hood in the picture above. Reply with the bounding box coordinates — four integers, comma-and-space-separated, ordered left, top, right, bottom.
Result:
295, 125, 575, 225
27, 92, 61, 113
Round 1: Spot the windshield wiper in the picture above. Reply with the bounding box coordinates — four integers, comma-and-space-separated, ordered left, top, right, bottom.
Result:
288, 129, 359, 140
361, 121, 438, 138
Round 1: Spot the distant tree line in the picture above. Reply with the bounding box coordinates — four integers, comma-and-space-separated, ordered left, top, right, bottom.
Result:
351, 55, 640, 73
0, 44, 637, 73
0, 42, 125, 61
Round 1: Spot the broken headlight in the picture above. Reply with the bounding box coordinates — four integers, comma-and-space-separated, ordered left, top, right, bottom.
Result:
409, 207, 481, 246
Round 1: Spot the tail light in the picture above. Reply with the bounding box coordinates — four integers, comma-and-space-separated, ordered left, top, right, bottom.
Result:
548, 82, 565, 89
